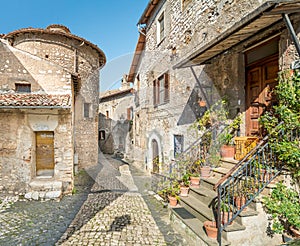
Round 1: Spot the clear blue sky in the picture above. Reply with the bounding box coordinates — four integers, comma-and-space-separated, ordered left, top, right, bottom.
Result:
0, 0, 148, 91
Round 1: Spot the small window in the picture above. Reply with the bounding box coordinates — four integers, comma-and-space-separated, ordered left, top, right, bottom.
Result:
84, 103, 91, 118
157, 12, 165, 44
15, 83, 31, 93
153, 72, 170, 106
174, 135, 184, 157
127, 107, 133, 120
99, 130, 105, 140
106, 110, 109, 119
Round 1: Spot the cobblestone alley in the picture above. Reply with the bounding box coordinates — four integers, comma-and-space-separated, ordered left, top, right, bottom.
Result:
0, 153, 187, 246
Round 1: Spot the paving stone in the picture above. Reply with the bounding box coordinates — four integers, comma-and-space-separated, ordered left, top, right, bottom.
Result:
0, 155, 187, 246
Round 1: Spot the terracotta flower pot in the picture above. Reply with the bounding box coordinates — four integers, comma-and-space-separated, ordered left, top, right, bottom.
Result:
220, 145, 235, 159
204, 221, 217, 239
168, 195, 178, 207
290, 226, 300, 238
221, 211, 233, 225
234, 196, 247, 211
201, 166, 211, 178
198, 100, 206, 107
180, 186, 189, 197
190, 176, 200, 188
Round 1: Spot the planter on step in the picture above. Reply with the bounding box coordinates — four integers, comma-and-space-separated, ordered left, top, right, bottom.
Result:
204, 221, 218, 239
179, 186, 189, 197
221, 211, 233, 225
234, 196, 247, 211
190, 176, 200, 188
220, 145, 235, 159
200, 166, 211, 178
290, 226, 300, 238
168, 195, 178, 207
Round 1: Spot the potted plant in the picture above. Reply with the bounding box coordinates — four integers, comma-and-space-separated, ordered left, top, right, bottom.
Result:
218, 115, 241, 159
157, 181, 180, 207
262, 182, 300, 239
179, 173, 190, 197
204, 220, 218, 239
188, 159, 202, 187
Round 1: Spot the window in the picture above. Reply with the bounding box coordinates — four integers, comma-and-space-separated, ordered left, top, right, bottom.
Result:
127, 107, 133, 120
15, 83, 31, 93
99, 130, 105, 140
106, 110, 109, 119
174, 135, 184, 157
153, 72, 170, 106
84, 103, 91, 118
157, 12, 165, 44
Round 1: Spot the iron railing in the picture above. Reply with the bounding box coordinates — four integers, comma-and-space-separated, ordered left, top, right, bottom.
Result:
170, 124, 221, 179
215, 124, 299, 245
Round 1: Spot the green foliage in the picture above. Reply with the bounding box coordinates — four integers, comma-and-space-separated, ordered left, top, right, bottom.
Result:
72, 187, 78, 195
193, 99, 229, 131
259, 70, 300, 183
262, 182, 300, 234
180, 173, 190, 187
157, 181, 180, 202
218, 115, 241, 146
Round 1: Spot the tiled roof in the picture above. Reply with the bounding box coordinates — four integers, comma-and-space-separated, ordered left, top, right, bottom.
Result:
0, 93, 71, 108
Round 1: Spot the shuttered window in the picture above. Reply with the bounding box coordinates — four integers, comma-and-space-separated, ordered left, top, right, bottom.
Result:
153, 72, 170, 106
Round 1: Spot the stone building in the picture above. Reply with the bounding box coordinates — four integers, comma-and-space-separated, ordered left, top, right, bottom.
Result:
0, 25, 105, 198
128, 0, 300, 172
127, 0, 300, 244
99, 77, 134, 158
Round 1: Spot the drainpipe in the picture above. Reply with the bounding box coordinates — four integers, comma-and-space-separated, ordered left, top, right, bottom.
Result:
282, 13, 300, 57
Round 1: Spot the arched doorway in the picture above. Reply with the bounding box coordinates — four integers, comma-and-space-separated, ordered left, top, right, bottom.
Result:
152, 139, 159, 173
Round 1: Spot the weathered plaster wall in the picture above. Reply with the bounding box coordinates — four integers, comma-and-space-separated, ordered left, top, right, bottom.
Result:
0, 109, 73, 195
9, 30, 102, 169
0, 40, 72, 94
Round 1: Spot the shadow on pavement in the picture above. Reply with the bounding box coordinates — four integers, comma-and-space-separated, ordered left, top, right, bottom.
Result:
56, 153, 130, 245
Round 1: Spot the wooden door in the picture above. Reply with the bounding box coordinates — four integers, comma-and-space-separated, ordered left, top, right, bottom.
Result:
152, 139, 159, 173
246, 56, 278, 136
36, 132, 54, 175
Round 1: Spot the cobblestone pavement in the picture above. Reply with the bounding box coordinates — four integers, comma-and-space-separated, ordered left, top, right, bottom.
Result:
0, 154, 187, 245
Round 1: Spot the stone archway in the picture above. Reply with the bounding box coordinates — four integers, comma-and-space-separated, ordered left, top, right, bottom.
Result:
152, 139, 159, 173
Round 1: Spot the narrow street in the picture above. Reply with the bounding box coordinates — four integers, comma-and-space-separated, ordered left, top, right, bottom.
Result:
0, 154, 187, 245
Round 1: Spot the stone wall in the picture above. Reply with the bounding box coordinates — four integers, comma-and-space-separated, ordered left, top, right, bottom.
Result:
131, 0, 300, 172
8, 28, 103, 169
99, 91, 134, 157
0, 109, 73, 195
0, 40, 72, 94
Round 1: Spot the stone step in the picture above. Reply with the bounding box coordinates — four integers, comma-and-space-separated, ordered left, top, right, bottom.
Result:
201, 176, 219, 190
188, 186, 217, 206
211, 166, 231, 180
26, 178, 63, 200
29, 178, 63, 191
180, 195, 215, 222
170, 207, 231, 246
219, 158, 239, 169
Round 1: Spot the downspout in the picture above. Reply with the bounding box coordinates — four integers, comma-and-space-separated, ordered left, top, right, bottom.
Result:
73, 47, 79, 173
282, 13, 300, 57
282, 14, 300, 69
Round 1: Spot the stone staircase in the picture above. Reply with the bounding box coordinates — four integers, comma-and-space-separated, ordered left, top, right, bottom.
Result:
25, 178, 63, 200
169, 158, 278, 246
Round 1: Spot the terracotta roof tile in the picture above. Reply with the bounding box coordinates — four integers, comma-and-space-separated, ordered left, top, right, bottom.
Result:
0, 93, 71, 108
